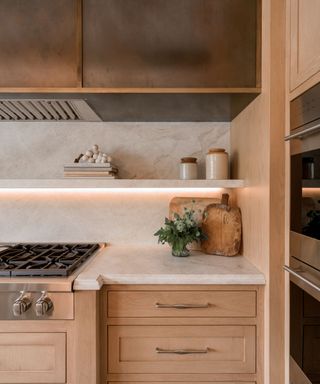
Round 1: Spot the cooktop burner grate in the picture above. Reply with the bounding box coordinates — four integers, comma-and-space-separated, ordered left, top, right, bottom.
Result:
0, 243, 100, 277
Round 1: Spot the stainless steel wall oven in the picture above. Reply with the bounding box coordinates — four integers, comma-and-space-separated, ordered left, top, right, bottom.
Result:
285, 82, 320, 384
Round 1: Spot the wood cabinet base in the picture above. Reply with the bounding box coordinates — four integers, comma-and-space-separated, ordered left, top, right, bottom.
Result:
0, 291, 99, 384
102, 285, 264, 384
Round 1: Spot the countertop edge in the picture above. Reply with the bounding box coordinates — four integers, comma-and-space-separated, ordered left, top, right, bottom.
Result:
74, 273, 266, 290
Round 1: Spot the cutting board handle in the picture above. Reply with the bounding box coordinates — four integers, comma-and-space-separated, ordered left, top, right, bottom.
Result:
221, 193, 229, 206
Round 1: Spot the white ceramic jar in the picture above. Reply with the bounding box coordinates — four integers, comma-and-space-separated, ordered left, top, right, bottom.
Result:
206, 148, 229, 179
180, 157, 198, 180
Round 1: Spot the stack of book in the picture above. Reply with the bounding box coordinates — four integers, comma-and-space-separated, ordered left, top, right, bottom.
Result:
63, 163, 119, 179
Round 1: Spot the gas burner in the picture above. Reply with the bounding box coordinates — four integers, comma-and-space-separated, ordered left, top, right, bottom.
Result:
0, 243, 100, 277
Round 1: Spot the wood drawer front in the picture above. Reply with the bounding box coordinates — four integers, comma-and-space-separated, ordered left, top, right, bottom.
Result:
0, 332, 66, 383
108, 325, 256, 374
107, 291, 256, 318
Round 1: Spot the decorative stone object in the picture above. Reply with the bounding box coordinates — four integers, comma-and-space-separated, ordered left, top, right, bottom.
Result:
76, 145, 113, 164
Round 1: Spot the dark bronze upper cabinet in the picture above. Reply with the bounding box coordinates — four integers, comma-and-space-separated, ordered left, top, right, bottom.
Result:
83, 0, 259, 88
0, 0, 81, 88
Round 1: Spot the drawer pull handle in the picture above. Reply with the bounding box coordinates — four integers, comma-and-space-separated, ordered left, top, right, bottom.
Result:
155, 303, 210, 309
156, 347, 209, 355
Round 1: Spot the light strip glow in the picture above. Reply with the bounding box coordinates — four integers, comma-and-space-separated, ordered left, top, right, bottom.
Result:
0, 187, 224, 194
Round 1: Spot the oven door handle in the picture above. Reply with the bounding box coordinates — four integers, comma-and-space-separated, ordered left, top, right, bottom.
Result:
285, 122, 320, 141
284, 265, 320, 292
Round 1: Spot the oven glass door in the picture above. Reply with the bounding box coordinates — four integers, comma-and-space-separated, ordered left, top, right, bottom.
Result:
290, 281, 320, 383
291, 148, 320, 239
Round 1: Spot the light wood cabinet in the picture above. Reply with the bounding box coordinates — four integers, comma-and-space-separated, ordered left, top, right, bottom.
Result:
107, 290, 257, 318
102, 285, 263, 384
0, 332, 66, 383
289, 0, 320, 96
0, 291, 99, 384
108, 325, 255, 374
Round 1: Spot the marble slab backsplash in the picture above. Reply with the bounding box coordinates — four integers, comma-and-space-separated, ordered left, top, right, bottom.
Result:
0, 121, 230, 244
0, 190, 233, 244
0, 122, 229, 179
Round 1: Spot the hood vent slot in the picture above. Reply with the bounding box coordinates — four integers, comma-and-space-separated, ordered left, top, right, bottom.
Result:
0, 99, 101, 122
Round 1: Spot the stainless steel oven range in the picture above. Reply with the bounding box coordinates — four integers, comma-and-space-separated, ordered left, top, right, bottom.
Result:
285, 82, 320, 384
0, 243, 103, 320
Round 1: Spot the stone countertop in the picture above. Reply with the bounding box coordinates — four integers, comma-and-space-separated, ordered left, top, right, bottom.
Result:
73, 245, 266, 290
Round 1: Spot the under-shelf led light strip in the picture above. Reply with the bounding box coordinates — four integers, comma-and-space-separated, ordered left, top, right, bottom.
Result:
0, 187, 224, 194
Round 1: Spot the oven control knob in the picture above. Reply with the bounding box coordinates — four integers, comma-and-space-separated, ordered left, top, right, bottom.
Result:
13, 292, 32, 316
35, 292, 53, 316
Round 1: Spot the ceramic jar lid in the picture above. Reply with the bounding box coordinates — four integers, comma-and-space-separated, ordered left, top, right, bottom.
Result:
180, 157, 198, 163
207, 148, 226, 154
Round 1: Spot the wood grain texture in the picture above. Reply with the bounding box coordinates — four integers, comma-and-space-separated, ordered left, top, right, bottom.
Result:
0, 321, 74, 383
107, 373, 258, 382
107, 290, 257, 318
201, 202, 242, 256
289, 71, 320, 100
0, 333, 66, 383
284, 3, 291, 381
74, 291, 100, 384
102, 285, 263, 383
106, 317, 258, 326
269, 1, 286, 384
289, 0, 320, 93
107, 325, 256, 374
108, 382, 255, 384
0, 292, 100, 384
230, 0, 286, 382
107, 373, 257, 384
169, 197, 221, 221
169, 196, 222, 250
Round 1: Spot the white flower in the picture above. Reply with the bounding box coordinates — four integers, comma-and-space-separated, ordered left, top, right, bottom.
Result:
175, 221, 186, 232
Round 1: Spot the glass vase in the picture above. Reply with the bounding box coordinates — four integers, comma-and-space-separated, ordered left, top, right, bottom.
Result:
171, 244, 190, 257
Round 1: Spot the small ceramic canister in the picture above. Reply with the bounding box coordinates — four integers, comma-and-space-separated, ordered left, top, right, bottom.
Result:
206, 148, 229, 180
180, 157, 198, 180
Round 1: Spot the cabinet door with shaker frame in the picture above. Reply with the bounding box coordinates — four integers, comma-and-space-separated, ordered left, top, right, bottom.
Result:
0, 332, 66, 383
290, 0, 320, 92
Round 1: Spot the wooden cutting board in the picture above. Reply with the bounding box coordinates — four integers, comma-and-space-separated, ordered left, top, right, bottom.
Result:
169, 196, 221, 250
169, 197, 221, 221
201, 194, 242, 256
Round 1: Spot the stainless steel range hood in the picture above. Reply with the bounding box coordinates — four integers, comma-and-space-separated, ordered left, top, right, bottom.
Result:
0, 92, 259, 122
0, 99, 101, 122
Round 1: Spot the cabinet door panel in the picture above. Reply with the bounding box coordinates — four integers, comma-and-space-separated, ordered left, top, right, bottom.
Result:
108, 325, 256, 374
0, 0, 81, 87
83, 0, 258, 88
0, 332, 66, 383
290, 0, 320, 91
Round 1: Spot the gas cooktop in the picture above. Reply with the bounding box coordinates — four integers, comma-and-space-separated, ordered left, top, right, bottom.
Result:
0, 243, 100, 277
